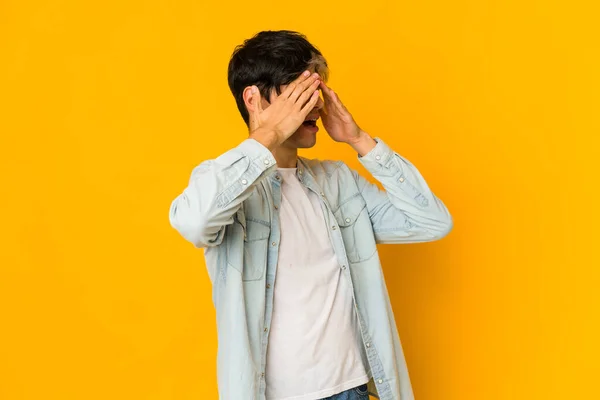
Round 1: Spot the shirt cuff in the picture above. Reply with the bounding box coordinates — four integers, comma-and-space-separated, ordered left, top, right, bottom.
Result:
358, 137, 395, 171
237, 138, 277, 168
214, 138, 277, 208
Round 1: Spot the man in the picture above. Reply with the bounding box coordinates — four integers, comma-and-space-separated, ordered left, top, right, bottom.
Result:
169, 30, 452, 400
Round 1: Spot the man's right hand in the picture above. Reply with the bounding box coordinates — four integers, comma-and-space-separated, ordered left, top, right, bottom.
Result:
248, 71, 321, 150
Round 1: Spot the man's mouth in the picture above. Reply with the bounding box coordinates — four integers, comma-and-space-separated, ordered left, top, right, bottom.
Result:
302, 117, 318, 127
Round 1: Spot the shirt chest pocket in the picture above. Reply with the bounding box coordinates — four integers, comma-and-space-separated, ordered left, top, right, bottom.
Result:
333, 195, 375, 263
226, 210, 270, 281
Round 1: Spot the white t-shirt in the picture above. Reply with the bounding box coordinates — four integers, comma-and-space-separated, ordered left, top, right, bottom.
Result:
265, 167, 369, 400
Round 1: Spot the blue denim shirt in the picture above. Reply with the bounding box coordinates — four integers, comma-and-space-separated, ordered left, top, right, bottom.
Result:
169, 137, 453, 400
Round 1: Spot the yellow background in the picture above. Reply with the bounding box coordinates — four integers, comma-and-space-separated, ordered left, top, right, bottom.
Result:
1, 1, 599, 399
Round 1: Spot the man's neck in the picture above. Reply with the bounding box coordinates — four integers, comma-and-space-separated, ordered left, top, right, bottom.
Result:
272, 146, 298, 168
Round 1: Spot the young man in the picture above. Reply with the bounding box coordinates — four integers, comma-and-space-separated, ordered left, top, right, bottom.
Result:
169, 30, 452, 400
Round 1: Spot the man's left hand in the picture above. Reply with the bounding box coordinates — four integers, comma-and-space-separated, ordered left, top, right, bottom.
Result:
319, 81, 377, 156
318, 81, 364, 144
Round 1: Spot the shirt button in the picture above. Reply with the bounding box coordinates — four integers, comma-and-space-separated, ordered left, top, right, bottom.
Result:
276, 175, 281, 180
375, 155, 381, 160
274, 205, 278, 210
332, 226, 336, 230
320, 192, 325, 196
298, 169, 303, 175
272, 242, 277, 246
378, 379, 383, 384
399, 177, 405, 183
264, 159, 271, 165
341, 265, 346, 270
266, 283, 271, 289
264, 327, 268, 332
241, 179, 248, 185
261, 372, 265, 378
345, 218, 351, 223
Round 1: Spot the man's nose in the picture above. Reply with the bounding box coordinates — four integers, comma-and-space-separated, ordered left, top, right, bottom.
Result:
315, 96, 324, 110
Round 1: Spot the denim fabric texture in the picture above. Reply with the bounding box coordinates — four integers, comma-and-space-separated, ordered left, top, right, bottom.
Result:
169, 137, 453, 399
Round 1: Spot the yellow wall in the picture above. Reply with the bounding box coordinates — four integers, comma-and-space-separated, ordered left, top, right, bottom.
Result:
1, 1, 599, 399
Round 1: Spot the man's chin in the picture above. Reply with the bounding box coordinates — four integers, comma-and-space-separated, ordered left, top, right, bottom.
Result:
297, 140, 317, 149
287, 126, 319, 148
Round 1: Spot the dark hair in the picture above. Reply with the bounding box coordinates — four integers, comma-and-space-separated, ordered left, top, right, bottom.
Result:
227, 30, 328, 125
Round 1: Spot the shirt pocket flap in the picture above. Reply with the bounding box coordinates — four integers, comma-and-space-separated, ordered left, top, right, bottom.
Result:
334, 195, 367, 227
235, 208, 247, 232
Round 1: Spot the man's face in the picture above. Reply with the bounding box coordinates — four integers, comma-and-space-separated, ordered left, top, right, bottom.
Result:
260, 75, 325, 150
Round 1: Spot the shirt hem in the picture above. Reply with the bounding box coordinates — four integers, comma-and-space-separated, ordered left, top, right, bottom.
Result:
270, 374, 370, 400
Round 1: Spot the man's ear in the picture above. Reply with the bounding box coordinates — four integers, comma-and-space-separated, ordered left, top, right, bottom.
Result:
243, 86, 257, 114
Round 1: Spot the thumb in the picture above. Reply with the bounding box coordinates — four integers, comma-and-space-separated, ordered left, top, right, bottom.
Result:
251, 86, 263, 114
248, 86, 262, 131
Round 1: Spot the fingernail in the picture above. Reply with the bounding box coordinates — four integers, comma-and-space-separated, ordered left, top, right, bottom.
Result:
303, 70, 310, 76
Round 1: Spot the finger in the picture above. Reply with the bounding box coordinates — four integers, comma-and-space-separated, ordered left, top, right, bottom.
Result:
319, 81, 340, 113
322, 82, 348, 114
251, 86, 263, 114
281, 70, 311, 99
331, 90, 344, 106
330, 90, 344, 112
319, 80, 334, 99
300, 89, 320, 116
247, 86, 263, 130
295, 78, 321, 109
252, 86, 263, 113
333, 91, 351, 114
320, 84, 340, 115
289, 73, 320, 102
